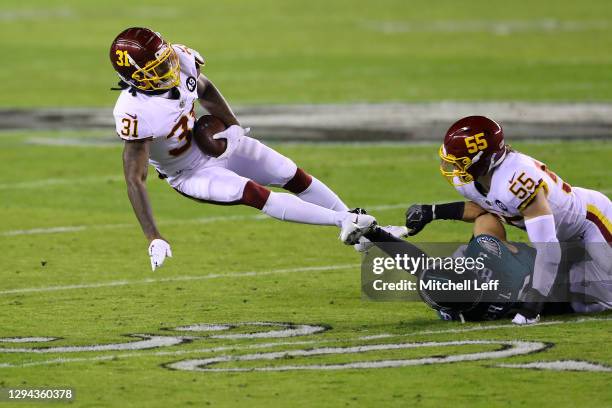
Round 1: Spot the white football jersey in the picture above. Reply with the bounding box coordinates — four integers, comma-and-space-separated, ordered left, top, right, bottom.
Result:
455, 150, 588, 241
113, 44, 205, 176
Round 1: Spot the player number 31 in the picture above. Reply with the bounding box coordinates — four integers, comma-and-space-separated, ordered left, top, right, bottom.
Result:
120, 118, 138, 137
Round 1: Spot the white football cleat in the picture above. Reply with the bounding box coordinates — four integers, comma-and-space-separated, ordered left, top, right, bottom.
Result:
339, 212, 377, 245
354, 226, 409, 252
512, 313, 540, 325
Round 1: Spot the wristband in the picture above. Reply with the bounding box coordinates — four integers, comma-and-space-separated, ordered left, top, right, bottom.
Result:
433, 202, 465, 220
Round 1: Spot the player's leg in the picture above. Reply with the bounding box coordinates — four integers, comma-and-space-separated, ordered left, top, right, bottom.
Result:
225, 135, 349, 211
568, 257, 612, 312
287, 169, 349, 212
583, 192, 612, 270
572, 193, 612, 310
171, 166, 371, 233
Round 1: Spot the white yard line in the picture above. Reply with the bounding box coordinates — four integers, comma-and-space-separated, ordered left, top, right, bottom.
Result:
0, 175, 123, 190
0, 264, 359, 296
0, 8, 74, 22
363, 19, 611, 35
1, 226, 90, 236
25, 137, 119, 148
0, 203, 411, 237
1, 316, 609, 369
356, 316, 612, 339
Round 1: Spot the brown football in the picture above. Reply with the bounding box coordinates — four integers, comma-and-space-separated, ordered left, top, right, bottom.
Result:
193, 115, 228, 157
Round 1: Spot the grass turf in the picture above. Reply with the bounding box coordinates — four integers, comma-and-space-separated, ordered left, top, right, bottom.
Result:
0, 132, 610, 407
2, 0, 612, 107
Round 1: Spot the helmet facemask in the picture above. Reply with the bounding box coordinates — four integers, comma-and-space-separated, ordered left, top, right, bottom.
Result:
129, 45, 180, 91
438, 145, 477, 186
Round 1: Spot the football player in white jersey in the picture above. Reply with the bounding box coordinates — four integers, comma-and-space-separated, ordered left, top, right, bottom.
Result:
404, 116, 612, 324
110, 27, 377, 271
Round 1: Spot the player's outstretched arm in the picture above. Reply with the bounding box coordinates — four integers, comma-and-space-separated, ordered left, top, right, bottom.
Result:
123, 140, 172, 271
512, 190, 562, 324
197, 74, 240, 127
405, 201, 485, 236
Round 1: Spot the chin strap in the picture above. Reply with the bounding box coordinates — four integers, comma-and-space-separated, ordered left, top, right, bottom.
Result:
110, 80, 138, 96
488, 146, 508, 172
110, 80, 129, 91
110, 80, 179, 98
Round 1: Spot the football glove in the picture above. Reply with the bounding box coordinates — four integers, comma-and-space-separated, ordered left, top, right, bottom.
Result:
212, 125, 249, 160
148, 239, 172, 271
405, 204, 433, 236
512, 313, 540, 325
512, 287, 545, 325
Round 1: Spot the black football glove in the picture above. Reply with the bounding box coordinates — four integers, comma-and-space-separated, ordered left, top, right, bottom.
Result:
405, 204, 433, 236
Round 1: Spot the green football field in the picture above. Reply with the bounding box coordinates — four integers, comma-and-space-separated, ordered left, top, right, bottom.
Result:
0, 132, 610, 407
2, 0, 612, 107
2, 0, 612, 406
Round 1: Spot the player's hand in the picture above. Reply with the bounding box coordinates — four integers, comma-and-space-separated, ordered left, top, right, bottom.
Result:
405, 204, 433, 236
512, 312, 540, 325
212, 125, 247, 159
512, 288, 544, 324
148, 239, 172, 271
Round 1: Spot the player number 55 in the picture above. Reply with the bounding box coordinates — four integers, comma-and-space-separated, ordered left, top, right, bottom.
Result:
465, 133, 488, 153
509, 172, 535, 200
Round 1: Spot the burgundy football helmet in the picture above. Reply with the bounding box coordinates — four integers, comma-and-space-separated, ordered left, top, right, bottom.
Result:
439, 116, 507, 186
109, 27, 180, 91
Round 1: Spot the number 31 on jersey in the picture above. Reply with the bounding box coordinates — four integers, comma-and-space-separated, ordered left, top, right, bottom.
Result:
120, 117, 138, 137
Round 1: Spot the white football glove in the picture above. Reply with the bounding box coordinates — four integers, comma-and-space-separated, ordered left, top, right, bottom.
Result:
212, 125, 249, 160
512, 313, 540, 325
148, 239, 172, 271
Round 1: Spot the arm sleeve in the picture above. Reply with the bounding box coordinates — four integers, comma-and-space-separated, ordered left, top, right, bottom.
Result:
524, 214, 562, 297
432, 201, 465, 220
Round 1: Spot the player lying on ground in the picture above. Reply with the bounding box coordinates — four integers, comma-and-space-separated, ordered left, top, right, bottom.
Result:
404, 116, 612, 324
367, 213, 610, 322
109, 27, 376, 270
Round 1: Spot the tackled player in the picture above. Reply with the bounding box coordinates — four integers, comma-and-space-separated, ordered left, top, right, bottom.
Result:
110, 27, 376, 271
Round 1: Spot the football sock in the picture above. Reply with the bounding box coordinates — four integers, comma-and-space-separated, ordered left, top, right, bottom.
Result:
262, 191, 348, 226
297, 177, 349, 211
